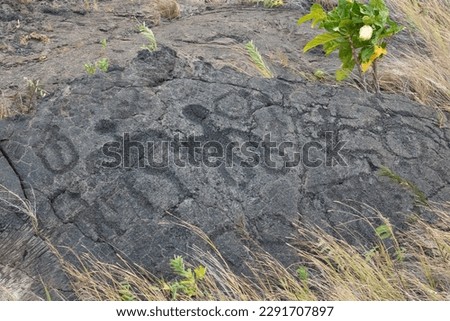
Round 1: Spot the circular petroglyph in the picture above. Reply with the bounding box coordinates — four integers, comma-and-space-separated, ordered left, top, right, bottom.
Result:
37, 126, 79, 174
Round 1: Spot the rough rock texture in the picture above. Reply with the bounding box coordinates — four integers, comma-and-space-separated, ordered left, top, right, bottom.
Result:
1, 45, 450, 298
1, 0, 449, 300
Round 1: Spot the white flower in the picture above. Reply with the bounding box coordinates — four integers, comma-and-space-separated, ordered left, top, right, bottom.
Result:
359, 25, 373, 41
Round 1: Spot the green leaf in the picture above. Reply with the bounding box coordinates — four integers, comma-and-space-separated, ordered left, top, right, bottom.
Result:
323, 41, 341, 55
338, 42, 353, 67
303, 32, 341, 52
360, 45, 375, 63
194, 266, 206, 280
381, 19, 404, 37
297, 4, 326, 27
351, 2, 363, 16
338, 19, 353, 28
336, 68, 352, 81
370, 0, 387, 10
337, 18, 355, 33
375, 224, 393, 240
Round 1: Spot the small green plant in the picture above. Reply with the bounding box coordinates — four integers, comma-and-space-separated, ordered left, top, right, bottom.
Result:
314, 69, 327, 79
298, 0, 403, 92
378, 166, 429, 206
96, 58, 109, 72
365, 223, 392, 261
163, 256, 206, 300
375, 224, 393, 240
118, 282, 136, 301
138, 22, 157, 52
14, 77, 48, 113
245, 40, 273, 78
366, 221, 406, 262
84, 58, 109, 75
296, 266, 309, 281
25, 78, 47, 99
100, 38, 107, 49
84, 63, 96, 75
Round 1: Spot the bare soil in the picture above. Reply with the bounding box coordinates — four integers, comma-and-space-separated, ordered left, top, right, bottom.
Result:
0, 0, 345, 117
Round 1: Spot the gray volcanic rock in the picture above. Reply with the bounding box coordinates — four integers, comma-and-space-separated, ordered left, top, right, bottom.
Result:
1, 46, 450, 298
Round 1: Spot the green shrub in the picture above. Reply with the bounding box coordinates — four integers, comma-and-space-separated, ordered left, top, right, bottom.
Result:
298, 0, 403, 92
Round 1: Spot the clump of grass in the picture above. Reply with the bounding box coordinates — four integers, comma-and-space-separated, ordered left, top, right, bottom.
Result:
245, 40, 273, 78
24, 78, 47, 111
0, 93, 12, 120
138, 22, 158, 52
253, 0, 284, 8
2, 184, 449, 301
155, 0, 180, 20
59, 204, 450, 301
8, 78, 48, 114
380, 0, 450, 112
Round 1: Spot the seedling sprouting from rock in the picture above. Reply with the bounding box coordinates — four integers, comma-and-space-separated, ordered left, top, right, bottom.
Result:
96, 58, 109, 73
245, 40, 273, 78
298, 0, 403, 93
139, 22, 158, 52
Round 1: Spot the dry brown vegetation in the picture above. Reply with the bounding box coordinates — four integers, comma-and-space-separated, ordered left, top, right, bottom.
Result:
381, 0, 450, 113
45, 203, 450, 301
3, 181, 448, 301
155, 0, 181, 20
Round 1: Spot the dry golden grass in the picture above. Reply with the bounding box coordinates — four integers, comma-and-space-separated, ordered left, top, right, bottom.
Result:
381, 0, 450, 112
0, 95, 12, 120
292, 205, 450, 300
155, 0, 181, 20
1, 182, 449, 301
58, 204, 450, 301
